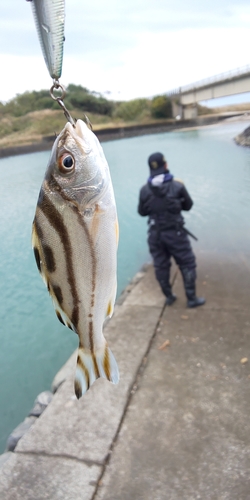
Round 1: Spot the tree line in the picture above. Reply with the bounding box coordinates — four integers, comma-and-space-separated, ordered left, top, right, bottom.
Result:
0, 84, 173, 121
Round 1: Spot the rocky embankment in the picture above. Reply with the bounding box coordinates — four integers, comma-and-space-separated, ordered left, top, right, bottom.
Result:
234, 125, 250, 147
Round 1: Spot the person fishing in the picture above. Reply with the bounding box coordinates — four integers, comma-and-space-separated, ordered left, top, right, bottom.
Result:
138, 152, 205, 308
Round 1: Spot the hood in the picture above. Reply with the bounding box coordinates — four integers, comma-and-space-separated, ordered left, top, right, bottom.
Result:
148, 172, 173, 186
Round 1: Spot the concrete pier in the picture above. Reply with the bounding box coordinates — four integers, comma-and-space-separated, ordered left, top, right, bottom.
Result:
0, 250, 250, 499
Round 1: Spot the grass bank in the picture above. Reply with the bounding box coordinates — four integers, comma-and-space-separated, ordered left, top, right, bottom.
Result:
0, 101, 250, 152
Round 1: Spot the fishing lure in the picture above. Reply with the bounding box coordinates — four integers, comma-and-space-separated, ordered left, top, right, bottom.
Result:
27, 0, 65, 80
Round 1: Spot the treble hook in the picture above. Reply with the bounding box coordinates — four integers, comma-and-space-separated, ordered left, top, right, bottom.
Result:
50, 80, 76, 127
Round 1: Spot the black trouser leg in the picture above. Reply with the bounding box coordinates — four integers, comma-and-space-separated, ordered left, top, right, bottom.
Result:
155, 268, 176, 305
180, 267, 205, 308
148, 229, 176, 305
158, 228, 205, 308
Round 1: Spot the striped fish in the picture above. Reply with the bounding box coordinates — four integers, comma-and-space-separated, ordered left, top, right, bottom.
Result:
32, 119, 119, 398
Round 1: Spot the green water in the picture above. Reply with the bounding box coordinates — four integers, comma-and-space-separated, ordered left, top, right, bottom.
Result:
1, 120, 250, 453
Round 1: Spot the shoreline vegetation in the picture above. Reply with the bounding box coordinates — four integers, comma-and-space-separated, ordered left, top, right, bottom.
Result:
0, 84, 250, 157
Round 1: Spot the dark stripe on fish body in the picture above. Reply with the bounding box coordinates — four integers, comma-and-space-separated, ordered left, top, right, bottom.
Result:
38, 190, 80, 329
33, 247, 41, 273
33, 221, 45, 274
43, 245, 56, 273
56, 310, 65, 326
34, 217, 56, 273
52, 285, 63, 305
89, 320, 94, 353
71, 304, 79, 328
88, 321, 100, 377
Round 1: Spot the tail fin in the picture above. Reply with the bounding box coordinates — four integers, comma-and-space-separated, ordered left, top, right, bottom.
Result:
74, 344, 119, 399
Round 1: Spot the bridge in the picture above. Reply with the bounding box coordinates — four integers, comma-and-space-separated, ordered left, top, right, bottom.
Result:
167, 65, 250, 119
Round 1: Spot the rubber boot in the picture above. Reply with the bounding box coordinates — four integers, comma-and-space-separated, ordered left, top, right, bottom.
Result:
156, 275, 177, 306
181, 268, 205, 308
165, 294, 177, 306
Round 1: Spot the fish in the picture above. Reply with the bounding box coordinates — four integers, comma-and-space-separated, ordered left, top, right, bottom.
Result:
32, 119, 119, 398
27, 0, 65, 80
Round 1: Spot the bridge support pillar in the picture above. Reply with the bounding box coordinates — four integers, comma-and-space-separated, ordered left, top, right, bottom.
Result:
171, 101, 198, 120
171, 100, 183, 119
183, 104, 198, 120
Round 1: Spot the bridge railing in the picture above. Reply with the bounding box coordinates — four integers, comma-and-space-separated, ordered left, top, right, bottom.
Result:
167, 64, 250, 96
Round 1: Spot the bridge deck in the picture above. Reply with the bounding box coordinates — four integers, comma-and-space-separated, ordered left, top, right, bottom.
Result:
168, 64, 250, 105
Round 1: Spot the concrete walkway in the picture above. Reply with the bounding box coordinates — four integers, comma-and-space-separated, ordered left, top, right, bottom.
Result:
0, 251, 250, 500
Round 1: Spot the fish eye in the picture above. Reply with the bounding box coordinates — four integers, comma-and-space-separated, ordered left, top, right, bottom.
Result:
58, 153, 75, 174
63, 155, 73, 168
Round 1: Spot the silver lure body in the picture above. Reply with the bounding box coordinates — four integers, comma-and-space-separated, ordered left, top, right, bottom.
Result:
32, 120, 119, 397
29, 0, 65, 79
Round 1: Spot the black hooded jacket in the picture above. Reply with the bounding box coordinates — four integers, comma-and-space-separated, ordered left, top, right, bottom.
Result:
138, 174, 193, 231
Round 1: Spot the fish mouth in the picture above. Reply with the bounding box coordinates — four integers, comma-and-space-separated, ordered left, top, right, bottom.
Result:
75, 119, 88, 140
63, 119, 92, 155
64, 119, 89, 141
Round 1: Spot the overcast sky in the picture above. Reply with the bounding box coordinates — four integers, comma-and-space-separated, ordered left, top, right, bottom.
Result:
0, 0, 250, 103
